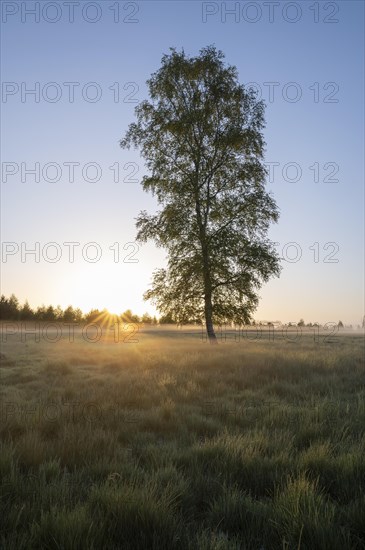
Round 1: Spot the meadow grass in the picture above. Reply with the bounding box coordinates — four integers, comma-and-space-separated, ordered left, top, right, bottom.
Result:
0, 325, 364, 549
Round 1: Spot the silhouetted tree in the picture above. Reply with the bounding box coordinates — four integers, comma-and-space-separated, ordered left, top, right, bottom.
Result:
121, 46, 280, 342
338, 320, 344, 328
36, 305, 47, 321
63, 306, 76, 323
44, 305, 57, 321
8, 294, 20, 319
85, 309, 102, 323
0, 294, 20, 320
121, 309, 140, 323
20, 300, 34, 320
54, 306, 63, 320
74, 308, 84, 323
0, 295, 11, 320
159, 313, 175, 324
141, 312, 153, 324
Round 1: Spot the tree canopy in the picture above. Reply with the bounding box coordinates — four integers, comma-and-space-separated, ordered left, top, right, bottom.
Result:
121, 46, 281, 342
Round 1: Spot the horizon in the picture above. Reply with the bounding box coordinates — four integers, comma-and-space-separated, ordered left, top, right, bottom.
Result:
1, 292, 363, 329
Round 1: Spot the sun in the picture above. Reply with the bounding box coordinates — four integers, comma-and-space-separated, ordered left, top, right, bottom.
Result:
60, 261, 134, 315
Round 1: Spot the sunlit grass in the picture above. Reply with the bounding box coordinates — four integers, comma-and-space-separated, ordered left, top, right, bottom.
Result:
0, 326, 364, 548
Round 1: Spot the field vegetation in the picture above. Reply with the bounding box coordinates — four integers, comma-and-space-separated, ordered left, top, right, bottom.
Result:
1, 325, 364, 549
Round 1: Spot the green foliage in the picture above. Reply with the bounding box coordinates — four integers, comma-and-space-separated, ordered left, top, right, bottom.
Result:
0, 294, 20, 320
0, 294, 158, 324
142, 312, 153, 324
121, 309, 140, 324
19, 300, 34, 320
159, 312, 176, 324
121, 46, 281, 339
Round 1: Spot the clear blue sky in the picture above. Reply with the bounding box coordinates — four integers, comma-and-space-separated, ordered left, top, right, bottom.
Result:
1, 0, 364, 325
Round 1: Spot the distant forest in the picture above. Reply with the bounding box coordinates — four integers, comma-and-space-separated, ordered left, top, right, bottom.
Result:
0, 294, 166, 324
0, 294, 357, 329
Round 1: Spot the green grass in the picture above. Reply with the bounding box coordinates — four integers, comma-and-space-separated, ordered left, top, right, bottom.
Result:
0, 325, 364, 549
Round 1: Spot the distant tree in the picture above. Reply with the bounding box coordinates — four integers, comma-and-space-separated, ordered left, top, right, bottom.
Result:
6, 294, 20, 320
121, 309, 132, 322
121, 309, 140, 324
19, 300, 34, 320
338, 320, 344, 328
159, 313, 175, 324
43, 305, 56, 321
141, 312, 153, 324
85, 309, 101, 323
36, 305, 47, 321
362, 316, 365, 329
0, 295, 10, 320
298, 319, 305, 327
63, 306, 76, 323
74, 308, 84, 323
120, 46, 281, 342
54, 305, 64, 320
152, 315, 158, 325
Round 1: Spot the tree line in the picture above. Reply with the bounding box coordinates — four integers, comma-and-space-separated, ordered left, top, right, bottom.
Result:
1, 295, 356, 329
0, 294, 164, 324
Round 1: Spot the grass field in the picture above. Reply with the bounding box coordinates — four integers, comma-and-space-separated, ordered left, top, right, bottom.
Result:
1, 324, 364, 549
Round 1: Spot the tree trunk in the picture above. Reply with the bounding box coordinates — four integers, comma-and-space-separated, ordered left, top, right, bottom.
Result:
194, 176, 217, 343
204, 291, 217, 344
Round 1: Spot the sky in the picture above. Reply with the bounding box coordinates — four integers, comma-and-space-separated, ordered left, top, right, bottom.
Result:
1, 0, 364, 325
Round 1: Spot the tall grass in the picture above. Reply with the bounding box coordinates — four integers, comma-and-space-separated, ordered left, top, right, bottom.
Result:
0, 327, 364, 548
